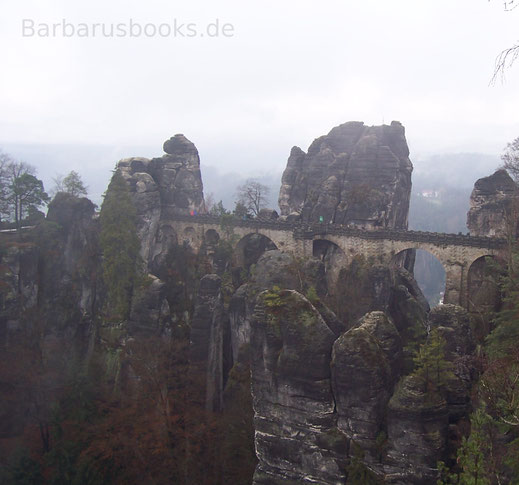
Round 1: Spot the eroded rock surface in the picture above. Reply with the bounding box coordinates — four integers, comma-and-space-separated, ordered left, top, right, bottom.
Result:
251, 289, 347, 485
467, 169, 518, 237
278, 121, 413, 228
332, 311, 401, 466
0, 193, 98, 439
385, 375, 449, 484
116, 134, 205, 268
190, 274, 225, 411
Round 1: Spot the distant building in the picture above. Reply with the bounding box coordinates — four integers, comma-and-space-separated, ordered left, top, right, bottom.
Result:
421, 189, 440, 199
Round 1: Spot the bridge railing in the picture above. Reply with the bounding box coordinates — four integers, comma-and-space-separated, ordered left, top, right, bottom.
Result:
169, 213, 507, 250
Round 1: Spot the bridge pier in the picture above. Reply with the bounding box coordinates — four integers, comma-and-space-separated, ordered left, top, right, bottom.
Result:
443, 263, 467, 307
296, 239, 313, 259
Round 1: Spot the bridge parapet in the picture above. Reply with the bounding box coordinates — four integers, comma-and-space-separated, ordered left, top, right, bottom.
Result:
169, 214, 507, 250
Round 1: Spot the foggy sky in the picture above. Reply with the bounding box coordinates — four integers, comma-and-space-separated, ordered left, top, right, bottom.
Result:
1, 0, 519, 178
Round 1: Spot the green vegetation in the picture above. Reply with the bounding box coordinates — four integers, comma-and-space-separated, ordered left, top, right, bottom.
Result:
346, 442, 382, 484
0, 155, 50, 228
263, 285, 283, 308
437, 408, 495, 485
305, 285, 319, 304
208, 200, 229, 217
412, 327, 454, 394
99, 172, 141, 322
52, 170, 88, 197
438, 218, 519, 483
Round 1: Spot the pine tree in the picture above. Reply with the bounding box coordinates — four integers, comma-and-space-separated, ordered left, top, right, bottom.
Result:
413, 327, 453, 393
455, 408, 493, 485
99, 172, 141, 322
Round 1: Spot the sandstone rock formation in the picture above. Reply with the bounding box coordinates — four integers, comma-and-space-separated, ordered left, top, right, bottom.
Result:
251, 289, 347, 484
0, 193, 98, 439
244, 249, 435, 484
190, 274, 225, 412
332, 312, 401, 465
429, 305, 476, 422
116, 134, 205, 268
383, 304, 477, 484
278, 121, 413, 228
384, 375, 449, 484
467, 169, 518, 237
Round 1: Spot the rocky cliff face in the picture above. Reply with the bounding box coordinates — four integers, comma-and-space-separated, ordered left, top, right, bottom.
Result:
0, 193, 98, 440
190, 274, 226, 412
278, 121, 413, 229
248, 275, 476, 485
240, 247, 450, 484
252, 290, 347, 484
467, 169, 518, 237
384, 305, 476, 484
116, 134, 205, 269
0, 192, 98, 330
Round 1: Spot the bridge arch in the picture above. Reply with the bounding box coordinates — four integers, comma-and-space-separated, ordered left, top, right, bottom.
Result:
204, 228, 220, 245
312, 238, 349, 291
391, 248, 446, 307
232, 232, 278, 271
388, 243, 448, 268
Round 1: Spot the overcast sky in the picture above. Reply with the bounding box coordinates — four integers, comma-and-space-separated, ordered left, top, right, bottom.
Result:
1, 0, 519, 179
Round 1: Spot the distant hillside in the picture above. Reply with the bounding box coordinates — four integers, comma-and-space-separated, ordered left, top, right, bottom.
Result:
409, 153, 500, 233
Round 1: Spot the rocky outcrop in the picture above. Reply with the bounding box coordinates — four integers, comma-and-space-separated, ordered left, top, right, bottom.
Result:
429, 305, 476, 422
229, 284, 254, 365
429, 305, 475, 360
278, 121, 413, 229
332, 312, 401, 467
467, 169, 518, 237
116, 134, 205, 269
383, 305, 477, 484
251, 289, 347, 484
384, 375, 449, 484
128, 275, 171, 334
46, 193, 98, 316
228, 250, 345, 365
190, 274, 225, 411
0, 194, 98, 440
243, 245, 443, 484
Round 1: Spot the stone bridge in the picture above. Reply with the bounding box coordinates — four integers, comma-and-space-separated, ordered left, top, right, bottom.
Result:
169, 214, 507, 308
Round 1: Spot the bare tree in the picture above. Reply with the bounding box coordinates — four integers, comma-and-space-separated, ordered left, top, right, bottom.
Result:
204, 192, 216, 213
236, 179, 270, 216
492, 44, 519, 83
491, 1, 519, 83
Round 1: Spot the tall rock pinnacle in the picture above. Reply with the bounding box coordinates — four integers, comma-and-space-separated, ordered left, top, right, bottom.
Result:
278, 121, 413, 229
